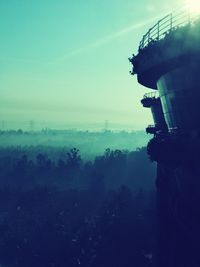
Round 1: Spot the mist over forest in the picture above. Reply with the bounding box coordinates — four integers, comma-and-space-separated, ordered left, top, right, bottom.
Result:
0, 129, 150, 160
0, 129, 157, 267
0, 0, 164, 265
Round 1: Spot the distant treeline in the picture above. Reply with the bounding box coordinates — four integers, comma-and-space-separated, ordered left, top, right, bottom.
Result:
0, 130, 150, 159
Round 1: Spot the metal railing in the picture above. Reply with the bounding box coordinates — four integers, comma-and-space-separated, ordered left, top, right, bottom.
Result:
147, 124, 156, 128
143, 92, 158, 99
139, 8, 200, 50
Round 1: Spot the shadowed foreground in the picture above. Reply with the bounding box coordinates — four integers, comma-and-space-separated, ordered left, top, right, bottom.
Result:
0, 147, 156, 267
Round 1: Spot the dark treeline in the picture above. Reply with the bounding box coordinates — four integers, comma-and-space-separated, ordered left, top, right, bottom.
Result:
0, 146, 155, 191
0, 146, 156, 267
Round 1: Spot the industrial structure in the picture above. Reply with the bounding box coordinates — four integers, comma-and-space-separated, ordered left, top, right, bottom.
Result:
129, 9, 200, 267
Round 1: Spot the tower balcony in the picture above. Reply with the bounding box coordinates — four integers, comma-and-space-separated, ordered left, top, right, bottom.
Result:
146, 124, 158, 134
130, 8, 200, 135
141, 92, 159, 108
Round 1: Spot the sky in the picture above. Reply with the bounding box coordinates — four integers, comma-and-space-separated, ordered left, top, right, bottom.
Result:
0, 0, 184, 130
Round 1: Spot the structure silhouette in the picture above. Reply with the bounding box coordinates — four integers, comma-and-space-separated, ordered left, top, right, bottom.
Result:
130, 9, 200, 267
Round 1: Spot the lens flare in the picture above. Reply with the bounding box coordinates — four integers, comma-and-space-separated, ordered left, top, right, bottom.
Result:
185, 0, 200, 14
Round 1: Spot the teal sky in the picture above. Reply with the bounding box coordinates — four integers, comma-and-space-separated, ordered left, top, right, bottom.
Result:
0, 0, 183, 130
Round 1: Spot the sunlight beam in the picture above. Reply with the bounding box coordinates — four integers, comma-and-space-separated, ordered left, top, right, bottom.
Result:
185, 0, 200, 14
56, 15, 165, 62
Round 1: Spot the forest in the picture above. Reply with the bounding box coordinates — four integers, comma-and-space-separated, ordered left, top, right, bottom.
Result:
0, 130, 150, 160
0, 144, 156, 267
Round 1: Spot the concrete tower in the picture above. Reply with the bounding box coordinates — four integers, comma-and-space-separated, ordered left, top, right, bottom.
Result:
130, 9, 200, 267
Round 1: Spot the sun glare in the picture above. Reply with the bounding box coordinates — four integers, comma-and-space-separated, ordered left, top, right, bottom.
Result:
185, 0, 200, 14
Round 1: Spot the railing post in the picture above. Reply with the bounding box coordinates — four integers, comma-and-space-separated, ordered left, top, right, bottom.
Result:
148, 30, 150, 45
157, 21, 160, 40
139, 37, 144, 50
170, 13, 173, 29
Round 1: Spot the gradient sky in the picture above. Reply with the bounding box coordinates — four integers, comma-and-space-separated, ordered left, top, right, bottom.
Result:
0, 0, 183, 130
